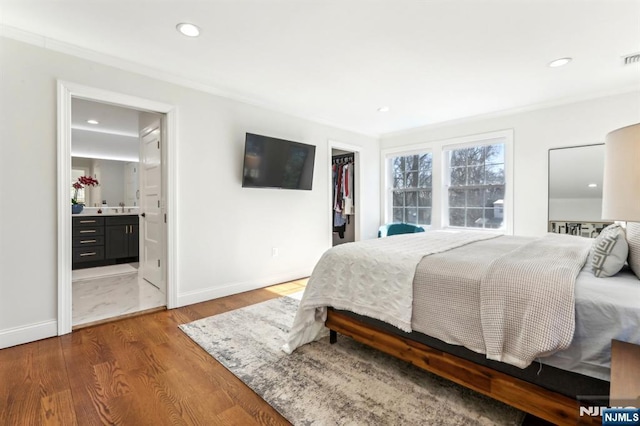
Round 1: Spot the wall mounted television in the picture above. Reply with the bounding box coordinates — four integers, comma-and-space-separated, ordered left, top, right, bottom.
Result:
242, 133, 316, 190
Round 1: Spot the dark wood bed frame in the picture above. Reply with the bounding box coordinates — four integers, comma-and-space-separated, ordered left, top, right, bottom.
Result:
326, 309, 601, 426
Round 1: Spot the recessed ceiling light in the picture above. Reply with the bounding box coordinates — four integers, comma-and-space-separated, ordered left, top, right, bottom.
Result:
377, 106, 390, 113
87, 119, 99, 124
176, 23, 200, 37
548, 57, 572, 68
588, 183, 598, 188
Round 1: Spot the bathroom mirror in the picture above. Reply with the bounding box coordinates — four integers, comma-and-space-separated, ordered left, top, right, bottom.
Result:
548, 144, 611, 237
72, 156, 139, 207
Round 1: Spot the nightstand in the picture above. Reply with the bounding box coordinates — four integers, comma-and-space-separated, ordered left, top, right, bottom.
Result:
610, 340, 640, 407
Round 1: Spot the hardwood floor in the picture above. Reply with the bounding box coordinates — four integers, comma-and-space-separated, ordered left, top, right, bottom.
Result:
0, 279, 307, 425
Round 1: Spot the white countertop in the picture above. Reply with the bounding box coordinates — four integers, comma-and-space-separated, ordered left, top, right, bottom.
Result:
74, 207, 140, 216
73, 212, 140, 216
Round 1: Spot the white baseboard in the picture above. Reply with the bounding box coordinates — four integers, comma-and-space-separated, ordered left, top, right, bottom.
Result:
0, 271, 309, 348
177, 269, 310, 308
0, 320, 57, 349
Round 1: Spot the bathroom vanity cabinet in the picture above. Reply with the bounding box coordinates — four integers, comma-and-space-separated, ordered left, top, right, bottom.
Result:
105, 215, 139, 260
72, 214, 139, 270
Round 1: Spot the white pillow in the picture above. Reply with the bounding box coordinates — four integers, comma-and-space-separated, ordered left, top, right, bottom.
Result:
590, 224, 628, 278
626, 222, 640, 280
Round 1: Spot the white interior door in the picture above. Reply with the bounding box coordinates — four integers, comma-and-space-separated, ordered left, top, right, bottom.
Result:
141, 128, 164, 292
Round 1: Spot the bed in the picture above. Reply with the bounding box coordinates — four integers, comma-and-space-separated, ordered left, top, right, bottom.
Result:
283, 230, 640, 425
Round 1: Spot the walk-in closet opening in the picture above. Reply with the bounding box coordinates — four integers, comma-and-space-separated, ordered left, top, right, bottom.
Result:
331, 149, 356, 246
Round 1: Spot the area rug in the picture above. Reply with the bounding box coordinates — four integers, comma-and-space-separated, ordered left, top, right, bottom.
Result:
180, 296, 525, 425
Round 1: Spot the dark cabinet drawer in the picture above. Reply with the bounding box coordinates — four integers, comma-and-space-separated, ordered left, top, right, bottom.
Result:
72, 235, 105, 247
72, 226, 104, 237
72, 246, 105, 263
72, 217, 105, 227
71, 215, 139, 269
105, 215, 139, 226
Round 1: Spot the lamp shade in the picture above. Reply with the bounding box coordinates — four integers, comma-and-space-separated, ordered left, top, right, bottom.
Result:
602, 123, 640, 221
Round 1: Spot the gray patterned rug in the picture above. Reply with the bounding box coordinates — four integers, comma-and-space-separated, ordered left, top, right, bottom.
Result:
180, 295, 525, 425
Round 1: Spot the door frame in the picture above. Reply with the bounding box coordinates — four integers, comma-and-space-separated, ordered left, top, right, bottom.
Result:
56, 81, 178, 335
328, 140, 362, 243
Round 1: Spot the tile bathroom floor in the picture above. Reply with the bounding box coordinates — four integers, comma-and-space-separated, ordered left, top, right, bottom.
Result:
72, 264, 165, 326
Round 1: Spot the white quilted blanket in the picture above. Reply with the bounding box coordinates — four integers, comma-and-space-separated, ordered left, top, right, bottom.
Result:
282, 230, 500, 354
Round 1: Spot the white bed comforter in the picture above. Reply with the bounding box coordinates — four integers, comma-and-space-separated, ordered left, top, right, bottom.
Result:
282, 230, 500, 354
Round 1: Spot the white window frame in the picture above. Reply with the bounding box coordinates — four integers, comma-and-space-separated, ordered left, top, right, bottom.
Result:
71, 167, 90, 204
381, 129, 514, 234
383, 147, 434, 228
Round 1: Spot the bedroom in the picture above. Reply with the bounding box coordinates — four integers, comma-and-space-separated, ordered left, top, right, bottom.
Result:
1, 0, 639, 424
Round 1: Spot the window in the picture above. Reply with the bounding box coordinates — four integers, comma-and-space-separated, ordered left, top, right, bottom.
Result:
389, 153, 432, 226
71, 169, 86, 204
383, 130, 512, 233
446, 143, 505, 229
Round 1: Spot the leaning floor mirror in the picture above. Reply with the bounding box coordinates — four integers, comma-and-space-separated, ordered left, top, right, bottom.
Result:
548, 144, 611, 238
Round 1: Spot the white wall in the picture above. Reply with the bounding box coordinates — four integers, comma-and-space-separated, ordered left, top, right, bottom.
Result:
0, 37, 380, 347
380, 91, 640, 236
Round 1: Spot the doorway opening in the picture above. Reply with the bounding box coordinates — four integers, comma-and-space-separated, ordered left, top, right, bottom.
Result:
328, 141, 361, 246
332, 149, 355, 246
70, 99, 165, 327
57, 81, 177, 335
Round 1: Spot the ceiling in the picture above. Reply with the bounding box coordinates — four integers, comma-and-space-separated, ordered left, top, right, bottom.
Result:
2, 0, 639, 136
71, 99, 140, 162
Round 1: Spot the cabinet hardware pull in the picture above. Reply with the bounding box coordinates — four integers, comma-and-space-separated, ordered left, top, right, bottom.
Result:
80, 240, 97, 244
125, 225, 128, 234
79, 230, 96, 233
79, 220, 96, 223
79, 252, 96, 256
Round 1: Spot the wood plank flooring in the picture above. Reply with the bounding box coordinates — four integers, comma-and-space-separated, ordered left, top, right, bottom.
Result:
0, 279, 307, 425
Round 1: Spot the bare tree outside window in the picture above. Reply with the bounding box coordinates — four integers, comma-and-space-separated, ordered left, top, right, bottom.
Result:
390, 153, 433, 225
447, 144, 505, 229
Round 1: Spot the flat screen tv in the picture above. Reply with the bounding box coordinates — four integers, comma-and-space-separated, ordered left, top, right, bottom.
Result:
242, 133, 316, 190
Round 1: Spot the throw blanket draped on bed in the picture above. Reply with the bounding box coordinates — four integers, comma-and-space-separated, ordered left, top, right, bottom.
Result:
284, 231, 593, 369
282, 231, 500, 354
480, 233, 592, 367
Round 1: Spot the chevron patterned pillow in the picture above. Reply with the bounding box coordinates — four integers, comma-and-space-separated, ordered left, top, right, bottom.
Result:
590, 224, 628, 278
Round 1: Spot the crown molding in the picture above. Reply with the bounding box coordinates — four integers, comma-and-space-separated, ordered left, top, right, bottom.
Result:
381, 86, 640, 139
3, 24, 637, 141
1, 24, 379, 139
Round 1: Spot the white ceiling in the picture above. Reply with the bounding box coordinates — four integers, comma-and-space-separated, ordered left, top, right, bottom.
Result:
71, 99, 140, 162
72, 98, 140, 136
2, 0, 640, 136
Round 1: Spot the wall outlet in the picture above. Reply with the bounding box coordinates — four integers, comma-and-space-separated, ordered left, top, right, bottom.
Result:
272, 247, 279, 257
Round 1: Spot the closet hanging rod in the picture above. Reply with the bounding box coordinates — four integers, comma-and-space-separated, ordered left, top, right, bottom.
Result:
332, 153, 354, 164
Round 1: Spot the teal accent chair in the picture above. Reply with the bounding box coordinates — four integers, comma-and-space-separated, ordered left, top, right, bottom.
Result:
378, 223, 425, 238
